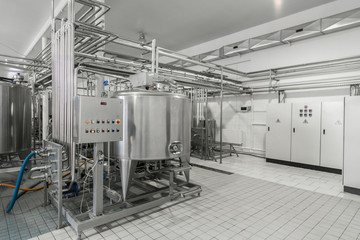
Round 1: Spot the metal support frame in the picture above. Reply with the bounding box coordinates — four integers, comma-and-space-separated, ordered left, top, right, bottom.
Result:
47, 159, 201, 238
219, 67, 224, 164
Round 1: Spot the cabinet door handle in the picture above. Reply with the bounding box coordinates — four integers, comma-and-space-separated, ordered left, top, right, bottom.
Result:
293, 128, 295, 133
268, 127, 270, 131
323, 129, 325, 135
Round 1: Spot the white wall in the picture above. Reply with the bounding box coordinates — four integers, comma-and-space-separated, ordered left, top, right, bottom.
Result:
186, 1, 360, 154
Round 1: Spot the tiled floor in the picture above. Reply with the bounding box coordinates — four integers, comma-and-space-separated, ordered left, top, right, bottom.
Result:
0, 176, 60, 240
2, 155, 360, 239
191, 155, 360, 202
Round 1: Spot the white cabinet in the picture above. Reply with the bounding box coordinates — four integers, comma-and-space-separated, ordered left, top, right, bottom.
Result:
344, 97, 360, 189
320, 101, 344, 169
291, 103, 321, 166
265, 103, 292, 161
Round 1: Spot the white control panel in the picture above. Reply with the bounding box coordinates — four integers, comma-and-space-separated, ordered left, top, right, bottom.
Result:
74, 96, 123, 143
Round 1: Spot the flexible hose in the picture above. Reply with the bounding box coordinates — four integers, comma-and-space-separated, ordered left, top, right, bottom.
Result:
0, 183, 44, 191
6, 151, 36, 213
1, 158, 93, 192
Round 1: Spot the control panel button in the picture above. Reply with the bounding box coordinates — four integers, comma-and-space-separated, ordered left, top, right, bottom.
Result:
85, 130, 89, 133
85, 120, 90, 124
112, 120, 115, 124
102, 120, 105, 124
304, 114, 308, 117
116, 120, 120, 124
96, 120, 100, 124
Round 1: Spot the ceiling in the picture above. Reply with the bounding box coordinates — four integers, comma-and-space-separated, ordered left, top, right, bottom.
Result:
105, 0, 335, 51
0, 0, 65, 57
0, 0, 335, 59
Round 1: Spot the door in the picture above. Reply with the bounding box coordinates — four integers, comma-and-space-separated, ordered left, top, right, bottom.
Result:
291, 102, 321, 165
344, 97, 360, 188
266, 103, 292, 161
320, 101, 344, 170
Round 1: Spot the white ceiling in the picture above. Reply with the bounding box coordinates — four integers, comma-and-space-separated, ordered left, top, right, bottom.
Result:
0, 0, 65, 57
0, 0, 335, 59
105, 0, 336, 51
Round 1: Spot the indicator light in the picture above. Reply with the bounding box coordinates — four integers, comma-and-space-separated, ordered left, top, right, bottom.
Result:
102, 130, 105, 133
102, 120, 105, 124
112, 129, 115, 132
100, 102, 107, 105
97, 120, 100, 124
112, 120, 115, 124
107, 120, 110, 124
107, 129, 110, 132
116, 120, 120, 124
85, 120, 90, 124
96, 129, 100, 133
116, 129, 120, 132
85, 130, 89, 133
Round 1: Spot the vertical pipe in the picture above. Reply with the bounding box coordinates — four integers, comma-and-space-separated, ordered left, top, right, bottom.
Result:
220, 67, 224, 164
92, 0, 105, 216
31, 73, 36, 151
151, 39, 156, 73
156, 46, 159, 75
205, 88, 209, 159
42, 90, 49, 141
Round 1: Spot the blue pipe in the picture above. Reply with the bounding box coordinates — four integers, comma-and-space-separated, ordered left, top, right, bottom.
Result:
6, 151, 36, 213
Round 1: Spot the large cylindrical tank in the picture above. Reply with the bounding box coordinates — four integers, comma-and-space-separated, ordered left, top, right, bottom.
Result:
0, 82, 32, 155
109, 90, 191, 161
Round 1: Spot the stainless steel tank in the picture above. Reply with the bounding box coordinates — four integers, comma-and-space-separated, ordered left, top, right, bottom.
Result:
0, 82, 32, 155
109, 90, 191, 161
107, 90, 191, 201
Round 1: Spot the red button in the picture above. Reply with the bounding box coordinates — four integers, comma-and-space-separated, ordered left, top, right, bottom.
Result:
116, 120, 120, 124
102, 130, 105, 133
102, 121, 105, 124
85, 130, 89, 133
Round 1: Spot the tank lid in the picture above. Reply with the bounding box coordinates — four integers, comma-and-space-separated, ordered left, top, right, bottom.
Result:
113, 90, 188, 99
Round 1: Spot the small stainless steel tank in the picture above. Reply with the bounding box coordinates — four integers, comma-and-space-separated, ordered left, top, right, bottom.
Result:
0, 82, 32, 155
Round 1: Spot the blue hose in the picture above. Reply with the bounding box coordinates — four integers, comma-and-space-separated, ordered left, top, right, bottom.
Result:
6, 151, 36, 213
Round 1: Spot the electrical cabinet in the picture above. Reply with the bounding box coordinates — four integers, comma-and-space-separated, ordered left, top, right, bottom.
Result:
74, 96, 123, 144
344, 96, 360, 189
291, 103, 321, 166
266, 101, 344, 171
320, 101, 344, 169
265, 103, 292, 161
